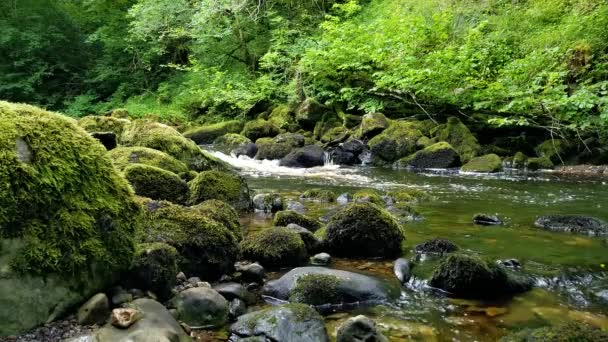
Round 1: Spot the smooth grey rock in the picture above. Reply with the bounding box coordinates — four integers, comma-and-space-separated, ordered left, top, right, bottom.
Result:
229, 304, 328, 342
77, 293, 110, 325
336, 193, 352, 205
173, 287, 228, 328
534, 215, 608, 235
228, 298, 247, 320
279, 145, 326, 168
235, 262, 265, 283
213, 282, 255, 305
252, 193, 285, 213
286, 201, 306, 214
286, 223, 321, 253
311, 253, 331, 266
337, 315, 388, 342
233, 142, 257, 158
393, 258, 412, 284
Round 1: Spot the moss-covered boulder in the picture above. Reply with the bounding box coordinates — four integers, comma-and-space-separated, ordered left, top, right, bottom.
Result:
139, 199, 239, 279
183, 120, 244, 145
461, 154, 503, 173
274, 210, 322, 232
279, 145, 326, 168
429, 254, 532, 298
325, 203, 404, 258
241, 119, 280, 141
387, 188, 428, 204
192, 200, 242, 240
359, 112, 389, 139
395, 141, 461, 169
527, 156, 554, 171
240, 227, 308, 267
295, 98, 329, 130
121, 119, 227, 172
188, 170, 252, 211
78, 115, 131, 136
0, 101, 141, 336
173, 287, 229, 328
369, 121, 424, 164
512, 151, 527, 169
124, 164, 189, 204
534, 139, 571, 164
111, 108, 130, 119
431, 117, 481, 162
109, 146, 189, 174
313, 112, 343, 141
289, 274, 341, 305
499, 322, 608, 342
268, 104, 295, 130
353, 188, 385, 205
255, 133, 305, 160
127, 242, 179, 301
300, 189, 336, 202
320, 126, 350, 143
213, 133, 251, 151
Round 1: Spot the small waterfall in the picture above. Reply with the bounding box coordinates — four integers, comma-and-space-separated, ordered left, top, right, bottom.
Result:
323, 151, 334, 166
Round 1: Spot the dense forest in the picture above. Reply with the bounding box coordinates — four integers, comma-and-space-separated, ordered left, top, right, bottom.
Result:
2, 0, 608, 139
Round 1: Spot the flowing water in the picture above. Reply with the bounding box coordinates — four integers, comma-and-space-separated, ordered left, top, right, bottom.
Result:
209, 149, 608, 341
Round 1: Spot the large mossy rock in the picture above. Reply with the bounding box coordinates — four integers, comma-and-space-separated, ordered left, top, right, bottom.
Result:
121, 119, 227, 172
192, 200, 242, 240
369, 121, 424, 164
230, 304, 329, 342
109, 146, 189, 174
188, 170, 252, 211
429, 254, 532, 299
78, 115, 131, 136
431, 117, 481, 163
499, 322, 608, 342
279, 145, 326, 168
213, 133, 251, 151
527, 156, 554, 171
239, 227, 308, 267
295, 98, 329, 130
0, 101, 141, 336
139, 199, 239, 279
461, 153, 503, 173
127, 242, 179, 301
183, 120, 244, 144
534, 215, 608, 236
534, 139, 571, 164
93, 298, 191, 342
273, 210, 322, 232
255, 133, 305, 160
325, 203, 404, 258
263, 267, 400, 304
395, 141, 461, 169
124, 164, 189, 204
359, 112, 389, 139
241, 119, 280, 141
268, 104, 295, 130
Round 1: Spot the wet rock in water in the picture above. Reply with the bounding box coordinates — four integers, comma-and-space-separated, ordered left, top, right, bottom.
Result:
311, 253, 331, 266
325, 203, 404, 258
240, 119, 280, 141
279, 145, 326, 168
239, 227, 308, 267
111, 308, 141, 329
368, 121, 424, 164
337, 315, 388, 342
263, 266, 400, 304
393, 258, 413, 284
235, 262, 265, 283
497, 259, 522, 269
213, 133, 251, 151
300, 188, 337, 202
90, 131, 118, 150
499, 321, 608, 342
286, 223, 322, 254
414, 238, 459, 256
172, 287, 229, 328
252, 193, 285, 212
274, 210, 322, 232
77, 293, 110, 325
461, 154, 503, 173
473, 213, 503, 226
255, 133, 304, 160
233, 142, 257, 158
228, 298, 247, 320
288, 274, 343, 305
430, 117, 481, 163
595, 289, 608, 303
331, 147, 358, 165
229, 303, 329, 342
127, 242, 179, 301
342, 139, 366, 155
534, 215, 608, 236
394, 141, 461, 169
286, 200, 306, 214
93, 298, 188, 341
429, 254, 533, 299
353, 188, 385, 206
336, 193, 353, 205
213, 283, 255, 305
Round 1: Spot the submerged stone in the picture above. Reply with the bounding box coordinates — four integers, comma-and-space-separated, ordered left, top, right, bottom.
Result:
473, 213, 503, 226
461, 154, 503, 173
534, 215, 608, 236
337, 315, 388, 342
393, 258, 413, 284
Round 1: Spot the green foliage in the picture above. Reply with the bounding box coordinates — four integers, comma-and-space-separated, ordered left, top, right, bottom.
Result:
0, 101, 140, 276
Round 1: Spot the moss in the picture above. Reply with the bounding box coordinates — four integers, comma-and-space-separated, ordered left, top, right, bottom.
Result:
123, 164, 189, 204
429, 254, 531, 298
109, 146, 189, 174
369, 121, 424, 164
78, 115, 131, 136
325, 203, 404, 258
139, 199, 239, 279
513, 151, 527, 168
188, 170, 252, 211
192, 199, 242, 240
178, 170, 199, 182
273, 210, 322, 232
128, 242, 178, 301
241, 119, 280, 141
0, 101, 140, 277
353, 188, 385, 205
313, 227, 327, 240
111, 108, 129, 119
289, 274, 341, 305
300, 188, 337, 202
213, 133, 251, 150
121, 119, 228, 172
535, 139, 569, 164
431, 117, 481, 162
359, 112, 389, 139
295, 98, 328, 130
395, 141, 461, 169
461, 153, 503, 173
500, 322, 608, 342
239, 227, 307, 267
416, 136, 434, 148
313, 112, 342, 141
320, 126, 350, 143
527, 156, 554, 171
268, 105, 294, 130
255, 134, 304, 160
414, 238, 459, 255
387, 188, 429, 204
183, 120, 244, 144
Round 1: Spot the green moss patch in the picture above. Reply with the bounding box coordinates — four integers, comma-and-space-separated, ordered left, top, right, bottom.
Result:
273, 210, 322, 232
183, 120, 244, 144
192, 200, 242, 240
188, 170, 252, 211
369, 121, 424, 164
110, 146, 188, 174
300, 188, 337, 202
239, 227, 307, 267
128, 242, 178, 300
78, 115, 131, 136
431, 117, 481, 163
289, 274, 341, 305
124, 164, 189, 204
353, 188, 385, 205
241, 119, 280, 141
461, 153, 503, 173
